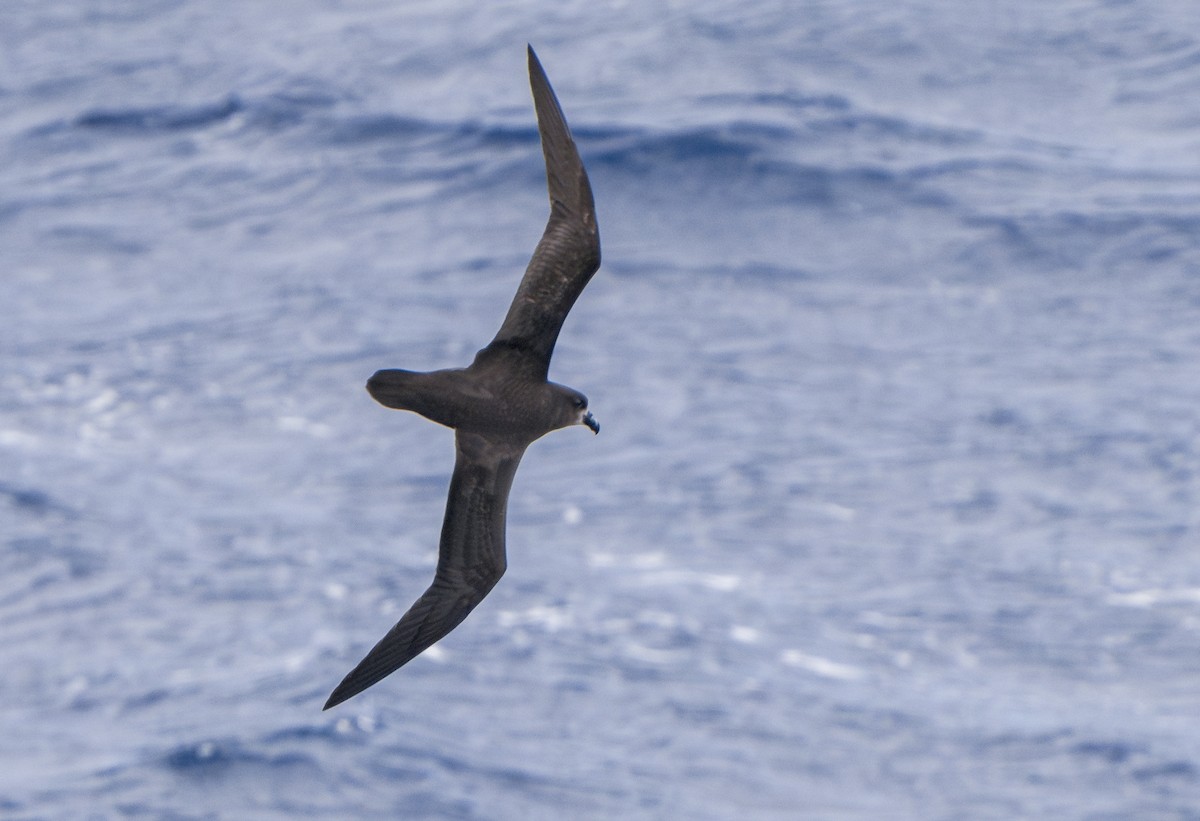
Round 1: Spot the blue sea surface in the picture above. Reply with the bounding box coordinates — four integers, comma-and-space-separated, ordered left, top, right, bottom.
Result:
3, 1, 1200, 818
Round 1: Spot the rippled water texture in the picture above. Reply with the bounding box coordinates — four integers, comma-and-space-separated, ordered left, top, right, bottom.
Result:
3, 1, 1200, 818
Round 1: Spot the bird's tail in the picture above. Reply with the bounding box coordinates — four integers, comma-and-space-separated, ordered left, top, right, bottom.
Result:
365, 368, 421, 410
366, 368, 476, 429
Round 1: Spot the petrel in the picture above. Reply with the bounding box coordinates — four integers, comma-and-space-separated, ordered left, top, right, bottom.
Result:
324, 46, 601, 710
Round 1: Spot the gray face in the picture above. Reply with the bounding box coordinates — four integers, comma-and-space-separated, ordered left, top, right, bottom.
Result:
553, 385, 599, 434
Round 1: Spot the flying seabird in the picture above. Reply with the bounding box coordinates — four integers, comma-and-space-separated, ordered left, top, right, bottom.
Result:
324, 46, 601, 710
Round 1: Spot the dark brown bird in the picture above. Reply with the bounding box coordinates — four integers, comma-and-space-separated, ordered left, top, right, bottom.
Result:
324, 46, 601, 710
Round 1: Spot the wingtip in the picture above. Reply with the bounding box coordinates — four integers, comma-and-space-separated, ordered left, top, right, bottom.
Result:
322, 686, 344, 710
323, 673, 366, 711
527, 43, 544, 77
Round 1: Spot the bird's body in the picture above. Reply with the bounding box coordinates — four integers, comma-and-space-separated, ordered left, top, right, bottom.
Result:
366, 366, 589, 442
324, 46, 601, 710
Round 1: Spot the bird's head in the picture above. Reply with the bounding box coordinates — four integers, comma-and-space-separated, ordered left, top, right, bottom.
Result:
550, 384, 599, 434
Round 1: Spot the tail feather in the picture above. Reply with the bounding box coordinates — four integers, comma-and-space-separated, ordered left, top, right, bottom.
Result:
366, 368, 419, 410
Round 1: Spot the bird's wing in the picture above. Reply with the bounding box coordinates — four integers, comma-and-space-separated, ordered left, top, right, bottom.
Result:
324, 432, 524, 709
477, 45, 600, 379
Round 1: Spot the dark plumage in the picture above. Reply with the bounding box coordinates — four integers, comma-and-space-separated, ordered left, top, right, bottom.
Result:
324, 46, 600, 710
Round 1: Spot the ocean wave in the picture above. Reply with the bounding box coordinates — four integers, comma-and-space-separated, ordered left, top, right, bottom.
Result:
74, 95, 243, 133
32, 80, 1194, 231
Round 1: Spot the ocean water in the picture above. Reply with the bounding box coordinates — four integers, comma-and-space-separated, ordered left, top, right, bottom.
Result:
3, 1, 1200, 818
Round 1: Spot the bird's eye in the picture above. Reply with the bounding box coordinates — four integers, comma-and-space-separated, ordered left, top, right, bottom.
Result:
573, 397, 586, 408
